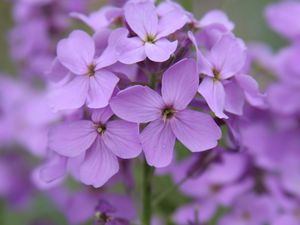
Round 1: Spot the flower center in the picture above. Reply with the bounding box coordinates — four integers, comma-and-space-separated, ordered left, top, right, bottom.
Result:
88, 64, 96, 77
95, 124, 106, 135
212, 68, 221, 81
145, 35, 156, 43
162, 107, 176, 121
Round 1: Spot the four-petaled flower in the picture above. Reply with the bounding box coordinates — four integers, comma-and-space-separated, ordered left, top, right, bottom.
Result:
49, 107, 142, 187
111, 59, 221, 167
49, 30, 119, 111
116, 1, 188, 64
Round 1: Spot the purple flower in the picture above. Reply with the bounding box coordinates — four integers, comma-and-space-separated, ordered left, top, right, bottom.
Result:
190, 33, 265, 118
94, 194, 136, 225
116, 1, 188, 64
49, 30, 119, 111
265, 1, 300, 41
49, 107, 142, 187
173, 200, 216, 225
219, 194, 277, 225
111, 59, 221, 167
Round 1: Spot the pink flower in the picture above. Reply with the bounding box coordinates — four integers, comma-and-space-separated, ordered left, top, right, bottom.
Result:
110, 59, 221, 167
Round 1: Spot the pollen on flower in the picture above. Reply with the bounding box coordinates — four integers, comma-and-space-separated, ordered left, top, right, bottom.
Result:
96, 124, 106, 135
87, 64, 96, 77
145, 35, 156, 43
212, 68, 221, 81
162, 107, 176, 121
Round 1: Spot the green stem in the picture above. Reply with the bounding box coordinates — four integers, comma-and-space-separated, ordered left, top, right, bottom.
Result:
0, 199, 5, 224
142, 160, 154, 225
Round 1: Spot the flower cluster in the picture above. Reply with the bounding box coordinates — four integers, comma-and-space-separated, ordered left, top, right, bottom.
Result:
0, 0, 299, 225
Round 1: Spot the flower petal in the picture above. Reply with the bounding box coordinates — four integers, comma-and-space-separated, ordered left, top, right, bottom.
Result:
156, 9, 188, 39
40, 153, 67, 183
80, 138, 119, 188
235, 74, 266, 108
118, 37, 146, 64
57, 30, 95, 75
188, 32, 214, 77
162, 58, 198, 110
141, 119, 176, 168
170, 109, 221, 152
49, 121, 97, 157
86, 70, 119, 109
110, 85, 164, 123
198, 77, 228, 119
94, 28, 126, 69
145, 39, 177, 62
48, 76, 89, 112
103, 120, 142, 159
208, 34, 246, 79
91, 106, 114, 124
224, 80, 245, 115
124, 1, 158, 39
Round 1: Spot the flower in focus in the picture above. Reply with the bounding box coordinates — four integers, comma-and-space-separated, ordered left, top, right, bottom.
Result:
49, 30, 119, 111
111, 59, 221, 167
115, 0, 188, 63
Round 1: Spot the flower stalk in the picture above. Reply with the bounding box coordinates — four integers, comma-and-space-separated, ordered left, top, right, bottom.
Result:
142, 160, 154, 225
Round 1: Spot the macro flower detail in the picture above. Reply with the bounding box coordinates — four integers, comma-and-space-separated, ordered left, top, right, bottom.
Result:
49, 107, 142, 187
111, 59, 221, 167
115, 1, 188, 64
49, 30, 119, 111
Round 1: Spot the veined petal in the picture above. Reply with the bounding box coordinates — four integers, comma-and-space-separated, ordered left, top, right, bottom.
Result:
57, 30, 95, 75
162, 59, 198, 110
145, 39, 177, 62
86, 70, 119, 109
170, 109, 221, 152
141, 119, 176, 168
49, 121, 97, 157
48, 76, 89, 112
110, 85, 164, 123
198, 77, 228, 119
103, 120, 142, 159
124, 1, 158, 39
80, 138, 119, 188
